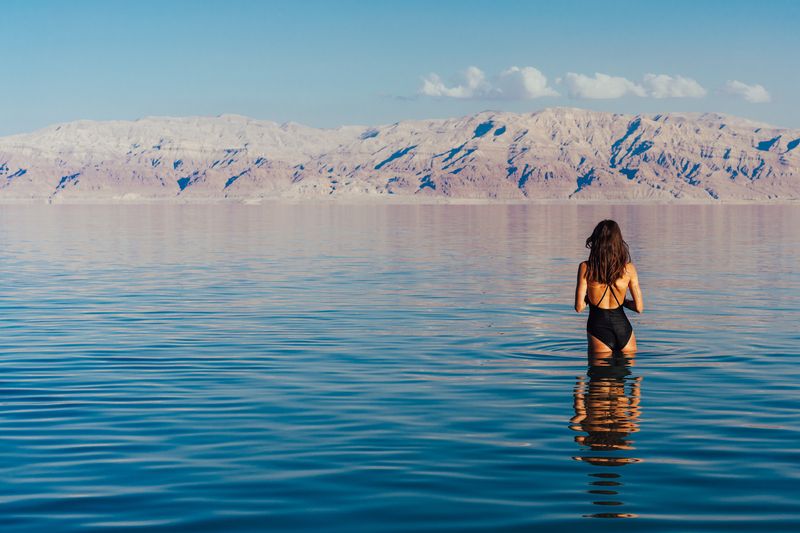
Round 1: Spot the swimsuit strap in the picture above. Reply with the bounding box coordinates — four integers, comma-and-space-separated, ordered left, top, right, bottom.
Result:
609, 283, 623, 307
592, 283, 610, 307
592, 282, 623, 308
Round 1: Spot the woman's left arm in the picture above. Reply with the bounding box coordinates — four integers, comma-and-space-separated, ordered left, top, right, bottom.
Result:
574, 262, 588, 313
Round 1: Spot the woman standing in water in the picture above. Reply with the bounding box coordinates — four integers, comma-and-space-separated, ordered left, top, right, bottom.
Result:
574, 220, 644, 355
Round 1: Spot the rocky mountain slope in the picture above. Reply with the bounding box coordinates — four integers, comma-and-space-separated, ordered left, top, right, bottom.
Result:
0, 108, 798, 202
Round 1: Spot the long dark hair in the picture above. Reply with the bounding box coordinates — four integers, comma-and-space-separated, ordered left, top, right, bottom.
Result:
585, 220, 631, 284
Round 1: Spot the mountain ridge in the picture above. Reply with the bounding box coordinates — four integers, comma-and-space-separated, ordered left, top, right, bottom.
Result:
1, 107, 798, 203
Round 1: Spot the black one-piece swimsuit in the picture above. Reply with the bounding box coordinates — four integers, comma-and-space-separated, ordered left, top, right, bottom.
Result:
587, 283, 633, 352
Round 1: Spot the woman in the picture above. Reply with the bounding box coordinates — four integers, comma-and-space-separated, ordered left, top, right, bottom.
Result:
574, 220, 643, 355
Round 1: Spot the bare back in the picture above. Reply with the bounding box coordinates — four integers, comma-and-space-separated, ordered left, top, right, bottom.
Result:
575, 261, 644, 315
585, 269, 630, 309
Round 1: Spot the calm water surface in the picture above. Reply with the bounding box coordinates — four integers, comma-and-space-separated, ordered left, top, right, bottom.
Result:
0, 204, 798, 532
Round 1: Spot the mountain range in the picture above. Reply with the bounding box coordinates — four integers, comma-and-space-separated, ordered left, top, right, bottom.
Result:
0, 107, 798, 202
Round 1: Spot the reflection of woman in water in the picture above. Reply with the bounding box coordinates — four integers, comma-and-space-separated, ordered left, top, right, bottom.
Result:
571, 366, 642, 455
570, 362, 643, 518
574, 220, 644, 356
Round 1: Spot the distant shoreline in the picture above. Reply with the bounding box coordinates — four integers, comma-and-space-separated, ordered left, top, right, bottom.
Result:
2, 108, 798, 203
0, 197, 797, 206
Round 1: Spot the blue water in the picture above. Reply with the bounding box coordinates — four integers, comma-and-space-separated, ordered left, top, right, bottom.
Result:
0, 204, 798, 531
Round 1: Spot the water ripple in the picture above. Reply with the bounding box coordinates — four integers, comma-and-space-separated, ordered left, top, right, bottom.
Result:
0, 204, 798, 531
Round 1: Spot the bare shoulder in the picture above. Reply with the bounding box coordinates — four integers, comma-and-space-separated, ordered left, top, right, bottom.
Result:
625, 262, 639, 278
576, 261, 588, 282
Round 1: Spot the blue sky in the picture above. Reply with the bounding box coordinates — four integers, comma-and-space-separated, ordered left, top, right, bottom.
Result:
1, 0, 797, 135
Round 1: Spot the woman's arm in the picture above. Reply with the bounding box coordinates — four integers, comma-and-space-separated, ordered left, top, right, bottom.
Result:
575, 262, 588, 313
624, 263, 644, 313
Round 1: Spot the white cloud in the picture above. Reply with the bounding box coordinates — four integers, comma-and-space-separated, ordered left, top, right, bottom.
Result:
643, 74, 706, 98
563, 72, 708, 99
420, 66, 489, 98
495, 66, 559, 98
725, 80, 771, 103
419, 65, 558, 100
422, 67, 756, 103
563, 72, 646, 99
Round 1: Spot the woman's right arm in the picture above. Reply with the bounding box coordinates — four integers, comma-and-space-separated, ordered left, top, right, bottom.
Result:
624, 263, 644, 313
574, 262, 588, 313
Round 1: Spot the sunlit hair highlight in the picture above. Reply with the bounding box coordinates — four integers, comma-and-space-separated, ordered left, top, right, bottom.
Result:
585, 220, 631, 284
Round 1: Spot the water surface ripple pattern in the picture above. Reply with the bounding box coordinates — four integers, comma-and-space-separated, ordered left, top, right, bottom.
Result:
0, 204, 798, 531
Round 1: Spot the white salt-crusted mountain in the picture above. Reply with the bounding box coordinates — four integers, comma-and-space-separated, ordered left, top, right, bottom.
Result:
1, 108, 798, 202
